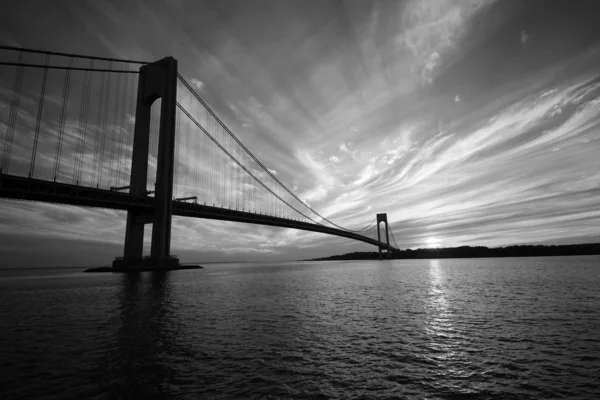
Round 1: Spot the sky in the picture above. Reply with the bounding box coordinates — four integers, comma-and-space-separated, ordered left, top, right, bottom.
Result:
1, 0, 600, 267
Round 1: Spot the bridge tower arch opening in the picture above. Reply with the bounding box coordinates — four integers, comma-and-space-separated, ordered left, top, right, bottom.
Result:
114, 57, 179, 269
377, 213, 391, 260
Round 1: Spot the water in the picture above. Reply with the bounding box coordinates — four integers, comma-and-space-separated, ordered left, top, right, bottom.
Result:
1, 256, 599, 399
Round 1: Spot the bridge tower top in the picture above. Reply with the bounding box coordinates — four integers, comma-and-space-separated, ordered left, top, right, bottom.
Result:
376, 213, 391, 259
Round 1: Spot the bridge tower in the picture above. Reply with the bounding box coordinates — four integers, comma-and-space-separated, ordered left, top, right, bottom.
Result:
377, 213, 391, 260
113, 57, 179, 269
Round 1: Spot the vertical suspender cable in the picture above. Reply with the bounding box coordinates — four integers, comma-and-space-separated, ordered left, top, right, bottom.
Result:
213, 118, 217, 205
238, 147, 242, 210
195, 95, 200, 198
1, 51, 25, 174
248, 152, 252, 211
206, 109, 210, 204
108, 71, 122, 186
117, 64, 129, 187
203, 107, 208, 204
181, 95, 187, 196
183, 91, 189, 195
190, 90, 195, 197
190, 97, 194, 198
209, 109, 212, 204
174, 105, 180, 198
235, 145, 239, 210
224, 127, 228, 207
214, 118, 218, 205
215, 122, 219, 205
214, 121, 219, 205
223, 127, 227, 206
53, 56, 73, 182
79, 60, 94, 184
97, 61, 112, 187
209, 115, 213, 204
242, 148, 250, 210
125, 69, 135, 183
219, 125, 223, 206
91, 69, 107, 186
216, 120, 219, 205
29, 53, 49, 178
73, 59, 93, 184
226, 128, 229, 207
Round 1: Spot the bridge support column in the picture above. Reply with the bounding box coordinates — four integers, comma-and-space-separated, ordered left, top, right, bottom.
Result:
150, 56, 178, 266
377, 213, 391, 260
113, 56, 180, 269
123, 211, 145, 261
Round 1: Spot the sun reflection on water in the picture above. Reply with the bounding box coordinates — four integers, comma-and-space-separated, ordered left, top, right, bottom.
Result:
428, 259, 448, 314
426, 259, 462, 364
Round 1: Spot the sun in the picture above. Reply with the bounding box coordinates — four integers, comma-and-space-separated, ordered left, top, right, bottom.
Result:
425, 237, 441, 248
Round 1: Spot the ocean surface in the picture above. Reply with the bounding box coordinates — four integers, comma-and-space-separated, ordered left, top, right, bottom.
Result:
0, 256, 599, 399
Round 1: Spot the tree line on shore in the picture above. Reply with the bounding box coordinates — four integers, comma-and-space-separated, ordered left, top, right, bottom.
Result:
311, 243, 600, 261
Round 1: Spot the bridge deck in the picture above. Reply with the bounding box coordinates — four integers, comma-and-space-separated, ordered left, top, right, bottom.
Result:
0, 173, 396, 250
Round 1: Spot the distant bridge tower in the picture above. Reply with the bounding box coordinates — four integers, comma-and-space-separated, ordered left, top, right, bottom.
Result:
113, 57, 179, 269
377, 213, 391, 259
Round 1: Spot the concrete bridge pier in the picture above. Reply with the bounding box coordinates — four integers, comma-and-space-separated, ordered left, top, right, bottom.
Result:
113, 57, 180, 270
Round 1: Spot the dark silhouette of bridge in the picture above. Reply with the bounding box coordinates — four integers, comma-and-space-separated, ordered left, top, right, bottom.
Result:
0, 46, 399, 268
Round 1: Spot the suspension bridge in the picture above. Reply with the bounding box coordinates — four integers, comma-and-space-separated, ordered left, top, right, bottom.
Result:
0, 46, 399, 268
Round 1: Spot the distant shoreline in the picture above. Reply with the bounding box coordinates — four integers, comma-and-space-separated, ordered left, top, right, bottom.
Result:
309, 243, 600, 261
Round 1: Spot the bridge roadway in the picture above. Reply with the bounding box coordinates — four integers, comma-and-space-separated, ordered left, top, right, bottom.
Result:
0, 173, 397, 251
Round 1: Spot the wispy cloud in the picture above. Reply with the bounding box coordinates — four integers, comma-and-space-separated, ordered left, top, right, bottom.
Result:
398, 0, 498, 83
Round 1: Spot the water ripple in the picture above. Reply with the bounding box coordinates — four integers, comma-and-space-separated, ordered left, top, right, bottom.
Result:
1, 257, 599, 399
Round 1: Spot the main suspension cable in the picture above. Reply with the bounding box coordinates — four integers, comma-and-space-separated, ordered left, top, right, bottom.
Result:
389, 227, 400, 250
177, 75, 373, 233
177, 102, 320, 225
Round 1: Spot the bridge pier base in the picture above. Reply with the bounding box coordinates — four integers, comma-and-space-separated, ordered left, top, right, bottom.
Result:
112, 255, 181, 269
